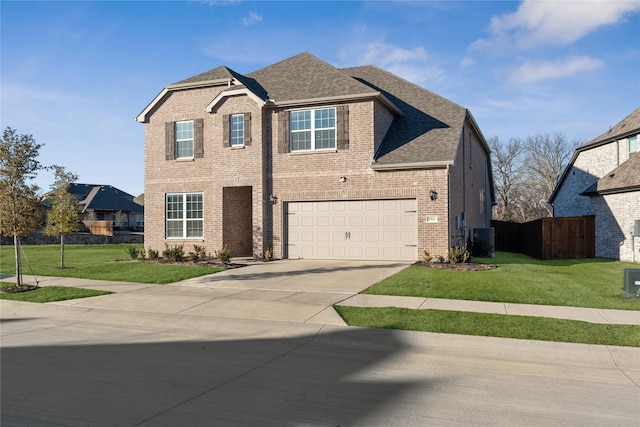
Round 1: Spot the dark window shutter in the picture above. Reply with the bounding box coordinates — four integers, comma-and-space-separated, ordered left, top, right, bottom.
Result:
194, 118, 204, 158
244, 112, 252, 146
223, 114, 230, 147
337, 105, 349, 150
165, 122, 175, 160
278, 110, 289, 154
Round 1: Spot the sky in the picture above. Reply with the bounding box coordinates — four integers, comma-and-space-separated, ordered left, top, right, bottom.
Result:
2, 0, 639, 197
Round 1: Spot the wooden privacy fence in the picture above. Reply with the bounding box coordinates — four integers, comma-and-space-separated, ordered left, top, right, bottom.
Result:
82, 220, 113, 236
492, 216, 595, 260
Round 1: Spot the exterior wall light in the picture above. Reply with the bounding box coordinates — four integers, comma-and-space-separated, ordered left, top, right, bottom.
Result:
269, 195, 278, 205
429, 189, 438, 200
340, 176, 347, 182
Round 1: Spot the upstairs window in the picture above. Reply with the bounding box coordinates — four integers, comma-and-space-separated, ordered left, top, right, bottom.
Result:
630, 135, 637, 157
165, 119, 203, 160
230, 114, 244, 147
290, 107, 336, 151
175, 121, 194, 158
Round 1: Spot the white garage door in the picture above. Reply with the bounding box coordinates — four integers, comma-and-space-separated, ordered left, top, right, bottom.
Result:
286, 199, 417, 261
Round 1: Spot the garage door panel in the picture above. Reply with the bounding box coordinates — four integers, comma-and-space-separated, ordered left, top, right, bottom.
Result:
287, 199, 417, 261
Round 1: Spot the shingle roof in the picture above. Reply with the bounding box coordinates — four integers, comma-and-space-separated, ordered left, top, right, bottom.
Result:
66, 184, 144, 213
246, 52, 378, 104
343, 65, 467, 165
144, 52, 482, 166
583, 153, 640, 196
579, 107, 640, 150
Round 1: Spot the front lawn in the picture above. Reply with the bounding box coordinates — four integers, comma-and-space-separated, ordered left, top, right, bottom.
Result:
0, 244, 225, 284
363, 252, 639, 310
335, 306, 640, 347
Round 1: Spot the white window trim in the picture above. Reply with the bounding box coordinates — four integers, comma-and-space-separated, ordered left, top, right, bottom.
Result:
176, 120, 194, 159
166, 192, 204, 239
230, 114, 244, 147
290, 107, 336, 152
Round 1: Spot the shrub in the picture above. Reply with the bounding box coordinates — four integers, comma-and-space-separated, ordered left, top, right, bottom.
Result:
194, 245, 207, 260
264, 247, 272, 261
125, 245, 143, 260
448, 245, 470, 264
422, 250, 433, 263
163, 244, 184, 262
467, 237, 493, 257
217, 244, 231, 264
147, 248, 159, 260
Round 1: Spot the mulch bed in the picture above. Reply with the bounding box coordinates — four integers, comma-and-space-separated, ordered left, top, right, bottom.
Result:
1, 284, 39, 294
413, 261, 497, 271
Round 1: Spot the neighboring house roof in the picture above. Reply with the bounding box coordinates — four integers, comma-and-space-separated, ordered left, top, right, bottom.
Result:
66, 183, 144, 213
580, 107, 640, 151
582, 153, 640, 196
549, 107, 640, 203
137, 52, 487, 170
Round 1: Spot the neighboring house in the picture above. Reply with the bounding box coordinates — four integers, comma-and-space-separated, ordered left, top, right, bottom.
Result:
550, 107, 640, 262
136, 52, 494, 261
46, 183, 145, 231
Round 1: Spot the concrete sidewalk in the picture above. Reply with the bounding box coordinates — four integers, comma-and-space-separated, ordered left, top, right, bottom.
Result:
5, 259, 639, 326
337, 294, 640, 325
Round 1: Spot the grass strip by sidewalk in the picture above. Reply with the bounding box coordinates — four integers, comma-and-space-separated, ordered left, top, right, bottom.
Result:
0, 244, 225, 284
0, 282, 111, 303
334, 305, 640, 347
364, 252, 640, 310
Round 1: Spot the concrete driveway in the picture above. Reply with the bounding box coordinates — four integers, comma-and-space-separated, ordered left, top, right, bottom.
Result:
50, 260, 410, 324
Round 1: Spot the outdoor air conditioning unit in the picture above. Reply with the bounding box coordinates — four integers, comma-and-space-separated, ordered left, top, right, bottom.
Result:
473, 227, 495, 258
623, 269, 640, 299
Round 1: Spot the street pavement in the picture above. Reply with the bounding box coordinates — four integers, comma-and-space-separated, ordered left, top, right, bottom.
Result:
1, 259, 639, 426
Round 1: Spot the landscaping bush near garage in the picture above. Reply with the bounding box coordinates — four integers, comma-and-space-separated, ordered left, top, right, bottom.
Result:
334, 306, 640, 347
0, 244, 225, 284
364, 252, 640, 311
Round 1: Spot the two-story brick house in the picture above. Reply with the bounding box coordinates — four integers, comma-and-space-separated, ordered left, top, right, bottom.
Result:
137, 52, 494, 261
550, 107, 640, 262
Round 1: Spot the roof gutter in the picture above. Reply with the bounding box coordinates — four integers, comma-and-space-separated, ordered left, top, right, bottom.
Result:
371, 160, 452, 171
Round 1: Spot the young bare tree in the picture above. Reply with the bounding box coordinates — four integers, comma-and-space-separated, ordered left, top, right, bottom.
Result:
0, 128, 44, 287
44, 166, 81, 268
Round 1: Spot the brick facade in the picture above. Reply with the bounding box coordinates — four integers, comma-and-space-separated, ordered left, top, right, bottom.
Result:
592, 192, 639, 262
140, 58, 493, 261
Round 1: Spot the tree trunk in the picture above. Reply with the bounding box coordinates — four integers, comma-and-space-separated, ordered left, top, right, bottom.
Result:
14, 234, 22, 287
60, 234, 65, 268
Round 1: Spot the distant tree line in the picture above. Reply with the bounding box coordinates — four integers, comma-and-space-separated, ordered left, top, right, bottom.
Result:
489, 132, 577, 223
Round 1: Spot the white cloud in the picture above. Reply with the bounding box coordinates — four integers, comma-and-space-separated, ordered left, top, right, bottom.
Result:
339, 40, 445, 87
242, 11, 262, 26
508, 55, 604, 85
458, 56, 475, 69
476, 0, 640, 50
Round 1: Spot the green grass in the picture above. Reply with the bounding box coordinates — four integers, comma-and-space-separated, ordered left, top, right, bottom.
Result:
363, 252, 640, 310
0, 282, 111, 303
335, 306, 640, 347
0, 244, 225, 284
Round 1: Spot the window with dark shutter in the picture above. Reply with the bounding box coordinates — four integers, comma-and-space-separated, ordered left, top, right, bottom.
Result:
278, 110, 290, 154
243, 113, 252, 146
337, 105, 349, 150
223, 115, 230, 147
165, 122, 175, 160
194, 118, 204, 158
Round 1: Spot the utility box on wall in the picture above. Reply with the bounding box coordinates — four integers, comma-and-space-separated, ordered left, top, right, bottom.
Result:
623, 269, 640, 299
